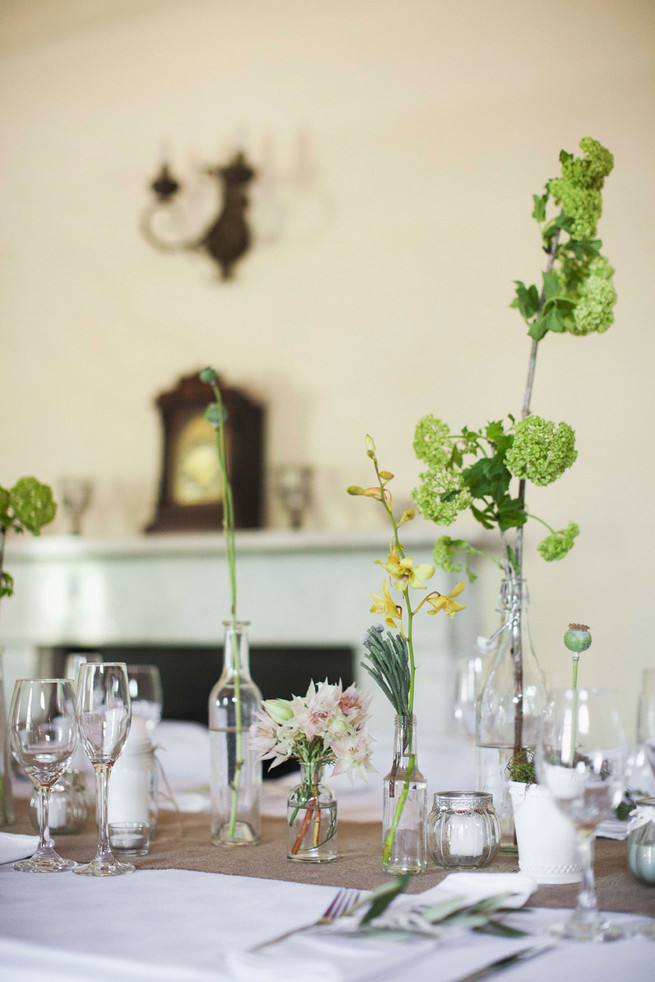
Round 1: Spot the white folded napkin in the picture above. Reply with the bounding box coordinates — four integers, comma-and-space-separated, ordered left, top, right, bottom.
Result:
595, 817, 629, 840
429, 870, 538, 907
0, 831, 39, 865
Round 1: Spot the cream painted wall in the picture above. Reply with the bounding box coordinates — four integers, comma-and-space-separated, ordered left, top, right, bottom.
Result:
0, 0, 653, 728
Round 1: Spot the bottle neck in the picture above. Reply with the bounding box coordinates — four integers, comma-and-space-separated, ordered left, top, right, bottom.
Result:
393, 714, 418, 759
221, 621, 252, 680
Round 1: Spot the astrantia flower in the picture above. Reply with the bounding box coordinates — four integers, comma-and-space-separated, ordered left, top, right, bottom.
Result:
537, 522, 579, 561
506, 416, 577, 486
338, 683, 372, 726
423, 581, 466, 618
375, 549, 434, 591
413, 467, 472, 525
329, 732, 374, 782
413, 415, 452, 467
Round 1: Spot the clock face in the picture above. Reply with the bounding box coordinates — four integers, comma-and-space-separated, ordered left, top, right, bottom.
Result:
172, 414, 225, 506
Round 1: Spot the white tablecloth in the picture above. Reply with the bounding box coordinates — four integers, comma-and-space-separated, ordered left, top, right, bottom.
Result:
1, 865, 653, 982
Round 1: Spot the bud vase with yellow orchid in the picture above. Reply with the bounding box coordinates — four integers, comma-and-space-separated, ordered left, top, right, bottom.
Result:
348, 436, 466, 873
202, 367, 263, 847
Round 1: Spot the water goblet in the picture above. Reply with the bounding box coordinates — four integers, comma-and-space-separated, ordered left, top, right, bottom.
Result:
74, 662, 134, 876
126, 664, 163, 731
8, 679, 78, 872
536, 687, 628, 942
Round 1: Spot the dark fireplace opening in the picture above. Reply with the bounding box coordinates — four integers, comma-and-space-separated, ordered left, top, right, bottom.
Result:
48, 642, 355, 779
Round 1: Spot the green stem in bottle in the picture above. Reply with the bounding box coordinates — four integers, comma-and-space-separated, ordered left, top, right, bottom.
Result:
206, 372, 243, 840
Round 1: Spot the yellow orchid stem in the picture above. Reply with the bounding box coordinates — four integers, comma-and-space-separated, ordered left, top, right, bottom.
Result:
209, 379, 242, 840
371, 453, 418, 865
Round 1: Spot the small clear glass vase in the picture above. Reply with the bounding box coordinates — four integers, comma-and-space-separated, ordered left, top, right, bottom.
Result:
209, 621, 262, 846
382, 714, 427, 875
476, 578, 546, 851
287, 762, 337, 863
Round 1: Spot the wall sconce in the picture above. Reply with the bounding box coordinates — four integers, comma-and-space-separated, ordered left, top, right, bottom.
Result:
140, 150, 256, 280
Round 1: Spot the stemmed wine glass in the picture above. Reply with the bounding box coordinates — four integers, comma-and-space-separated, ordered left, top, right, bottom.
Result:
536, 687, 628, 941
74, 662, 134, 876
127, 664, 163, 731
9, 679, 78, 872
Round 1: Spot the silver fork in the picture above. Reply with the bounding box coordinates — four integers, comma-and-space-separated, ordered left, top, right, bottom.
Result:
252, 887, 362, 951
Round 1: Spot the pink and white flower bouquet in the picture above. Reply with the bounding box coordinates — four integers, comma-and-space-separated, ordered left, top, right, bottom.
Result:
252, 679, 373, 861
251, 679, 373, 781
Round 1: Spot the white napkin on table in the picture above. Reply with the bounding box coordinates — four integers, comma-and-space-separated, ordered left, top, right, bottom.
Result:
0, 831, 38, 865
432, 870, 538, 907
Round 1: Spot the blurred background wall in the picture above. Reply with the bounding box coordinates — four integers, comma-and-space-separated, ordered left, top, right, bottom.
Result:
0, 0, 653, 726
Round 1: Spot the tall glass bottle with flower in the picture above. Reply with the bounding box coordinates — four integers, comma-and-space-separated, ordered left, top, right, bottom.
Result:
348, 438, 466, 874
0, 477, 57, 827
252, 680, 372, 862
410, 138, 616, 831
202, 368, 262, 846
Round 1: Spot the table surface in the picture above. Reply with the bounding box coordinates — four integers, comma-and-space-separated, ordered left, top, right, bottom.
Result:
6, 799, 655, 914
3, 800, 655, 982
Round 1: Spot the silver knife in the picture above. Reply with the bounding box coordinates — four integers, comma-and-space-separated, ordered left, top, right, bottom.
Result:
452, 942, 555, 982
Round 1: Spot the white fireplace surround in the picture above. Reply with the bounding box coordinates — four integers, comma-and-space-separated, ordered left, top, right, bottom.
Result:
2, 526, 479, 749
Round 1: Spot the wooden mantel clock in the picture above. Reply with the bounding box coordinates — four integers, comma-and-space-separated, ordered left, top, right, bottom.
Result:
145, 371, 264, 533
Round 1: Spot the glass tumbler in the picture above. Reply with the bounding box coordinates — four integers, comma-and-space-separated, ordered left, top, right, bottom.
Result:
428, 791, 501, 868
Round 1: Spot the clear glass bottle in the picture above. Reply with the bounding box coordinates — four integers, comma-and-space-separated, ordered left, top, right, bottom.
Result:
475, 578, 546, 851
427, 791, 500, 868
287, 761, 337, 863
382, 714, 427, 875
0, 650, 15, 826
209, 621, 262, 846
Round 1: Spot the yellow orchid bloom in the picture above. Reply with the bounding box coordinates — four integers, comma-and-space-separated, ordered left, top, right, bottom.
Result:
376, 549, 434, 592
370, 580, 402, 628
423, 581, 466, 618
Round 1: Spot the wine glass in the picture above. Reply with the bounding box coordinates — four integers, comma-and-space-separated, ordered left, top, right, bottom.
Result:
127, 664, 163, 731
273, 464, 312, 529
74, 662, 134, 876
59, 476, 94, 535
536, 687, 628, 941
8, 679, 78, 872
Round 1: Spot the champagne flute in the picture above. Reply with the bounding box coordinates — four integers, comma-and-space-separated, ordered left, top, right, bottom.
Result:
74, 662, 134, 876
9, 679, 78, 872
536, 688, 628, 941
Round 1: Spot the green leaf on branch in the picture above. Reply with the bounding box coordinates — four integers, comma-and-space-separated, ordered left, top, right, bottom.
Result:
497, 495, 528, 530
462, 456, 511, 503
358, 872, 413, 924
532, 193, 548, 222
511, 281, 540, 320
470, 502, 497, 530
0, 570, 14, 599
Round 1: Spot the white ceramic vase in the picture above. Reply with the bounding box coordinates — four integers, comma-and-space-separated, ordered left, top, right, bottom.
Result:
509, 780, 581, 884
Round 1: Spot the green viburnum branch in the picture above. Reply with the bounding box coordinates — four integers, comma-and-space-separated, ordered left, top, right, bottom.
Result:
200, 366, 242, 840
0, 476, 57, 825
413, 137, 616, 582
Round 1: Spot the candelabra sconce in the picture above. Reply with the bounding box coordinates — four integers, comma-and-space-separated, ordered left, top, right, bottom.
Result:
140, 150, 256, 280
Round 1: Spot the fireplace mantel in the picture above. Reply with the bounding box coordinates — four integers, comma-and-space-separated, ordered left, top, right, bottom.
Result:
2, 526, 479, 740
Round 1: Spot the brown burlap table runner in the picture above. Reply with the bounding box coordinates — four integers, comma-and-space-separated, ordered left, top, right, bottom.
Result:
9, 799, 655, 914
